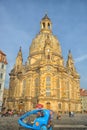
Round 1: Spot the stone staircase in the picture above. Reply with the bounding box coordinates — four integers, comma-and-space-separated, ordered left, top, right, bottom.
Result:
54, 125, 87, 130
19, 125, 87, 130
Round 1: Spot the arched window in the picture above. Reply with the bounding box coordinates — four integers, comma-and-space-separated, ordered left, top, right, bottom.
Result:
1, 64, 4, 69
35, 78, 39, 87
46, 88, 51, 96
66, 81, 69, 98
43, 23, 45, 28
35, 78, 39, 97
58, 103, 61, 109
46, 76, 51, 86
57, 79, 60, 99
22, 79, 26, 96
46, 76, 51, 96
0, 73, 3, 79
0, 83, 2, 89
48, 23, 50, 29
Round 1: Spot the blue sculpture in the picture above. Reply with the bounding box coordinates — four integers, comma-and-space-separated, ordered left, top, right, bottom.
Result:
18, 109, 53, 130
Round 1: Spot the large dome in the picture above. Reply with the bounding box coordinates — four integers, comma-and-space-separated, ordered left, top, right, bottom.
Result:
29, 14, 62, 57
29, 33, 62, 56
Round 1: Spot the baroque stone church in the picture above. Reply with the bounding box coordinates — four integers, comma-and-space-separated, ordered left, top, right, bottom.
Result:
7, 14, 81, 113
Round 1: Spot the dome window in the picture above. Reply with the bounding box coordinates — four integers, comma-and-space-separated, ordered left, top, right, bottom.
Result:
48, 23, 50, 29
42, 22, 45, 28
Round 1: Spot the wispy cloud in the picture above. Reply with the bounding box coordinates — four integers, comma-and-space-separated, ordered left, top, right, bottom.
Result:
75, 54, 87, 63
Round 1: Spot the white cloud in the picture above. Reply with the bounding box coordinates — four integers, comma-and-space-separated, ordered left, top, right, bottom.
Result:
75, 54, 87, 63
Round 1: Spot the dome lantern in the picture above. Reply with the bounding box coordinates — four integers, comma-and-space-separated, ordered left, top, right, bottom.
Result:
40, 14, 52, 34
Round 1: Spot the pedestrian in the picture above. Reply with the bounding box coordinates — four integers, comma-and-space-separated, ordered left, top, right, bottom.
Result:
71, 111, 74, 117
48, 110, 54, 129
69, 111, 71, 117
57, 111, 61, 120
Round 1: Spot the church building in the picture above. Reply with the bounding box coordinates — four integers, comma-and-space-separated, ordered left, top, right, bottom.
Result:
7, 14, 81, 113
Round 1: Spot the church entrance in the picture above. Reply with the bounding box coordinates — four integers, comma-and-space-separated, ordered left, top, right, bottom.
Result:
18, 101, 24, 111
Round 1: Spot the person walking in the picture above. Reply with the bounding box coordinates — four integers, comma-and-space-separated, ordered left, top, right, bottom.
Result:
57, 111, 61, 120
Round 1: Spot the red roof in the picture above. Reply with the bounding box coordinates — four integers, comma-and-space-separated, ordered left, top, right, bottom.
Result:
0, 50, 6, 56
80, 89, 87, 96
0, 50, 8, 64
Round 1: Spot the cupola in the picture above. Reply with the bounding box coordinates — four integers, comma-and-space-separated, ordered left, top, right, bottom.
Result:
40, 14, 52, 34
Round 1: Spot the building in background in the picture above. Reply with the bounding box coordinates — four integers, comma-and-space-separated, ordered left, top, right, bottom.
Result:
3, 88, 9, 110
7, 14, 81, 113
0, 50, 7, 112
80, 89, 87, 113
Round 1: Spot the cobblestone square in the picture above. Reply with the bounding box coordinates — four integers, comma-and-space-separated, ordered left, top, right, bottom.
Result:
0, 114, 87, 130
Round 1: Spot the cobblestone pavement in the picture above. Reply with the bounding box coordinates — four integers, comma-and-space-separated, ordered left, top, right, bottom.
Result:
0, 114, 87, 130
53, 113, 87, 125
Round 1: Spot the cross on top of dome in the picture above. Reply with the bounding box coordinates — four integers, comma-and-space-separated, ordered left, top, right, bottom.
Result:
42, 14, 51, 21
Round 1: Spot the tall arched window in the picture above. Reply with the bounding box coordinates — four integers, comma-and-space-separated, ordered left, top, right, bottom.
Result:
35, 78, 39, 97
46, 76, 51, 96
58, 103, 61, 109
46, 76, 51, 86
66, 81, 69, 98
0, 73, 3, 79
48, 23, 50, 29
22, 79, 26, 96
43, 22, 45, 28
0, 83, 2, 89
57, 79, 60, 99
1, 64, 4, 69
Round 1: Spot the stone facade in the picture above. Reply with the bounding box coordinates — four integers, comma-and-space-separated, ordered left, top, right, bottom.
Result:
0, 50, 7, 111
7, 14, 81, 113
80, 89, 87, 113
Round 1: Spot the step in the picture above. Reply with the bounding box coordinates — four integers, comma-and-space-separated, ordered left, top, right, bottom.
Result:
54, 125, 87, 130
19, 125, 87, 130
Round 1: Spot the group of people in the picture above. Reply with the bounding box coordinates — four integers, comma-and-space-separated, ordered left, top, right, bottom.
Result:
56, 111, 75, 119
69, 111, 74, 117
1, 109, 14, 117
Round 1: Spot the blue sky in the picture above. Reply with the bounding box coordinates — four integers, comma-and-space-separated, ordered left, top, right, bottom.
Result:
0, 0, 87, 89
